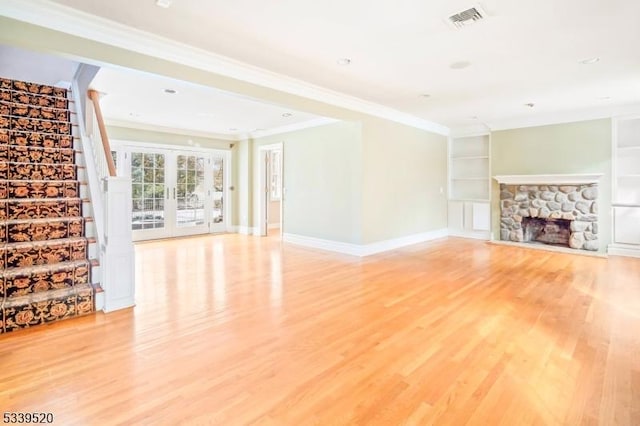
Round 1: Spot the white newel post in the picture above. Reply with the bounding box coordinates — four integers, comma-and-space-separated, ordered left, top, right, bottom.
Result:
102, 176, 136, 312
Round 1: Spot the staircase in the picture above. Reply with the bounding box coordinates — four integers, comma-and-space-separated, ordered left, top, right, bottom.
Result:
0, 77, 96, 334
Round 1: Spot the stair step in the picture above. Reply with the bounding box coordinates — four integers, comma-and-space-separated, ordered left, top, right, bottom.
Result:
0, 88, 69, 110
0, 129, 74, 149
0, 237, 94, 269
1, 116, 72, 135
0, 101, 70, 122
0, 78, 69, 98
0, 180, 81, 199
1, 216, 88, 243
1, 258, 90, 284
0, 198, 88, 221
0, 144, 76, 164
0, 162, 78, 181
1, 282, 94, 334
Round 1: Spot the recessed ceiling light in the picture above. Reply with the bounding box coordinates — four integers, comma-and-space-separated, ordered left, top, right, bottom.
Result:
163, 88, 177, 94
336, 58, 351, 66
450, 61, 471, 70
155, 0, 172, 8
525, 102, 535, 108
420, 94, 431, 98
597, 96, 611, 100
468, 115, 478, 120
128, 112, 141, 117
282, 113, 293, 117
580, 57, 600, 65
229, 128, 238, 131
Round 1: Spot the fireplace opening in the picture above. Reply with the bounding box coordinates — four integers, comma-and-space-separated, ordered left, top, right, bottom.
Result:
522, 217, 571, 247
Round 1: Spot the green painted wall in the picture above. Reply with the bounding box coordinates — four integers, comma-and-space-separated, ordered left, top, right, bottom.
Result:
251, 121, 363, 244
491, 119, 612, 251
361, 118, 448, 244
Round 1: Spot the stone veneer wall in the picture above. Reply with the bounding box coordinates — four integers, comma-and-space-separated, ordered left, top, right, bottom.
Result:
499, 183, 599, 251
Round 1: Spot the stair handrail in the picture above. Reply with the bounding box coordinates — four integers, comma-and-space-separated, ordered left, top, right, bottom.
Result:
87, 89, 117, 177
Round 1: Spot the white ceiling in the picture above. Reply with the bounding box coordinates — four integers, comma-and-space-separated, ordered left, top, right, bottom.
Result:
47, 0, 640, 131
89, 66, 323, 138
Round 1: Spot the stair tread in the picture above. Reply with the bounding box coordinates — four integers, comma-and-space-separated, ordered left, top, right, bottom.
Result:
3, 283, 94, 307
0, 258, 92, 277
0, 197, 90, 202
0, 216, 90, 225
0, 144, 78, 152
1, 236, 94, 249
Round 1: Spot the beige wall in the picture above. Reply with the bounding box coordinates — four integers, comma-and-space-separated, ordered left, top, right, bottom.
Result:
491, 119, 612, 251
251, 121, 363, 244
361, 118, 448, 243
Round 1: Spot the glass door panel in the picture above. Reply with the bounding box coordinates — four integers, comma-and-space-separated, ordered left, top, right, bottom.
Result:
130, 151, 168, 240
211, 154, 226, 232
174, 153, 209, 236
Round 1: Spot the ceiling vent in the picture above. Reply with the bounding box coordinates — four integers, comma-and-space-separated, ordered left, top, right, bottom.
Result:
446, 5, 488, 29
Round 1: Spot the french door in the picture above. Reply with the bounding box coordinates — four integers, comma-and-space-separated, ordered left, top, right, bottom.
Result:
117, 146, 229, 241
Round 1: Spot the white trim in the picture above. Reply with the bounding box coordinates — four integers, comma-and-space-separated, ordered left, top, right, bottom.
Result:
242, 118, 339, 139
486, 104, 640, 131
282, 229, 448, 257
95, 290, 105, 311
493, 174, 603, 185
106, 119, 238, 141
0, 0, 449, 136
448, 229, 491, 240
110, 138, 232, 153
608, 244, 640, 258
236, 226, 256, 235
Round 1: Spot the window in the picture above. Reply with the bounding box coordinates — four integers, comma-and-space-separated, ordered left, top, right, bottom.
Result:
270, 150, 282, 201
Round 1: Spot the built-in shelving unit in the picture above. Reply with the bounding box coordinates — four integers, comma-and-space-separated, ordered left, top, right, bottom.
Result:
448, 134, 491, 240
609, 116, 640, 257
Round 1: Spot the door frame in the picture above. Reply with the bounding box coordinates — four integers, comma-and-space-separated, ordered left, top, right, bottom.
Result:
111, 139, 233, 240
257, 143, 283, 237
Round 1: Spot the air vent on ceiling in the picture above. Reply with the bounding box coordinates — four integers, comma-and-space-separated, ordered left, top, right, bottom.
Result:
447, 5, 488, 29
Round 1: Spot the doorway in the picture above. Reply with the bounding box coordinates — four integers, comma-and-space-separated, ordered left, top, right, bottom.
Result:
113, 143, 230, 241
258, 143, 283, 237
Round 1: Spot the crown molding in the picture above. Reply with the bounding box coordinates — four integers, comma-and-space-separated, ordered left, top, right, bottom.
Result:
241, 117, 339, 140
0, 0, 449, 136
105, 119, 239, 141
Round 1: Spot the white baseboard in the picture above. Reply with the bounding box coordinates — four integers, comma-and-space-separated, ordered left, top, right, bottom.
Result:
95, 291, 105, 311
234, 226, 256, 235
448, 229, 491, 240
608, 244, 640, 258
282, 228, 448, 257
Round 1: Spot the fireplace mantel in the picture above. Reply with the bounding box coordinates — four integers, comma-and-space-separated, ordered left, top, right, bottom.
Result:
493, 174, 603, 185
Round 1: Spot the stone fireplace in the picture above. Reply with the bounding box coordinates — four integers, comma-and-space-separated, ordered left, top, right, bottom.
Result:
495, 175, 602, 251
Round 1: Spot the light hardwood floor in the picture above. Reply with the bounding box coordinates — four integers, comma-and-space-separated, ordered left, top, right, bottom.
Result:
1, 235, 639, 425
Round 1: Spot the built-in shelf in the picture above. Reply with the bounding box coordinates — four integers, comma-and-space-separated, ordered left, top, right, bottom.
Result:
611, 116, 640, 255
449, 133, 491, 239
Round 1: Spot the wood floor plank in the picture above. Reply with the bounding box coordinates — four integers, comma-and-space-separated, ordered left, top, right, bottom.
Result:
1, 235, 639, 425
